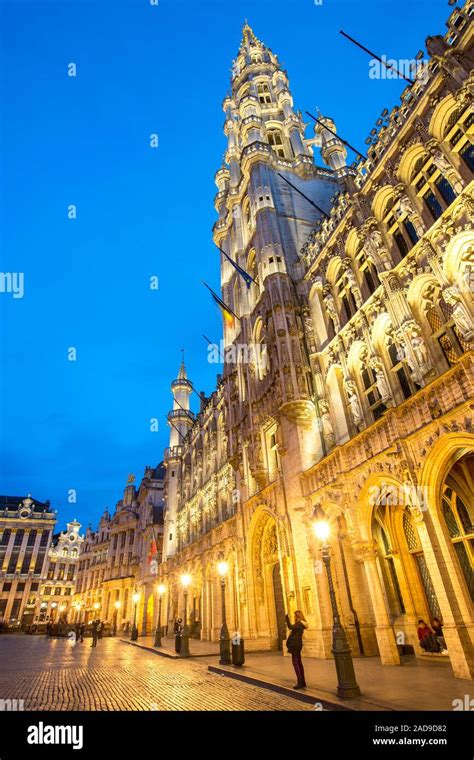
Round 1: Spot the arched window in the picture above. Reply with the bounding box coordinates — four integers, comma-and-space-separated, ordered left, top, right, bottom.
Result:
253, 319, 267, 380
386, 332, 416, 399
382, 195, 419, 260
373, 501, 405, 618
251, 53, 263, 64
422, 285, 470, 367
360, 355, 386, 421
442, 486, 473, 601
403, 509, 441, 618
354, 244, 379, 299
62, 548, 68, 558
267, 129, 285, 158
257, 82, 271, 105
410, 153, 457, 222
443, 104, 474, 172
71, 548, 78, 559
335, 266, 357, 324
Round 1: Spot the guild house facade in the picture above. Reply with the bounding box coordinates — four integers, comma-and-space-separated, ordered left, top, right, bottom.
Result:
159, 7, 473, 680
73, 466, 165, 633
0, 495, 84, 628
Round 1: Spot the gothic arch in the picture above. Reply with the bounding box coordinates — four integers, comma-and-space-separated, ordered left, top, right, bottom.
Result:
308, 280, 328, 346
345, 228, 361, 258
443, 229, 474, 288
246, 506, 286, 648
346, 339, 367, 376
418, 432, 474, 517
371, 312, 392, 354
326, 363, 350, 445
372, 185, 397, 221
397, 144, 427, 185
429, 93, 459, 142
357, 472, 405, 542
326, 255, 343, 285
406, 273, 440, 325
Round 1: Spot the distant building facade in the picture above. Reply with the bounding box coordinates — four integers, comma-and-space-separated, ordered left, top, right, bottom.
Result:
73, 466, 165, 634
0, 495, 56, 628
39, 519, 83, 624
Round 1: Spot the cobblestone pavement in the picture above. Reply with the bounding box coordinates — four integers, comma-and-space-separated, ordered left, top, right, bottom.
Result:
0, 636, 311, 711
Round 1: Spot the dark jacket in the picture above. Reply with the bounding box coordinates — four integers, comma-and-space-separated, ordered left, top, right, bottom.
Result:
285, 614, 308, 654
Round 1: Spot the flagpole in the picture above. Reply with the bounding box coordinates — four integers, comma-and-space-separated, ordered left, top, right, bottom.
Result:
202, 280, 239, 321
203, 334, 225, 364
217, 245, 256, 286
277, 173, 330, 219
339, 30, 415, 85
305, 112, 367, 161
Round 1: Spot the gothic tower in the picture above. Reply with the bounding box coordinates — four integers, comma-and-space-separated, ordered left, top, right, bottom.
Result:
213, 23, 349, 492
163, 357, 194, 559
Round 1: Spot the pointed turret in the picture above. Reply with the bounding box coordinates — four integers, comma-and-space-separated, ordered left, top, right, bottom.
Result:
163, 356, 195, 560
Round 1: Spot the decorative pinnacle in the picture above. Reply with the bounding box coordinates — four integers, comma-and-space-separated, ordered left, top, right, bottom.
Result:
178, 349, 187, 380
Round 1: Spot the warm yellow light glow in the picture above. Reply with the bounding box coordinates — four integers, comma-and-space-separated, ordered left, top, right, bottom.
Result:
114, 601, 121, 610
93, 602, 100, 610
181, 574, 191, 588
132, 592, 140, 604
313, 520, 330, 542
157, 584, 166, 595
217, 561, 228, 577
59, 605, 66, 612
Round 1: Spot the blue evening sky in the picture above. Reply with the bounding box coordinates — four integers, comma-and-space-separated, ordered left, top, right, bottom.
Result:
0, 0, 449, 528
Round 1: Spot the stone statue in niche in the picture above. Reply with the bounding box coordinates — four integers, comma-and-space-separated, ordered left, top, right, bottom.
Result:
324, 293, 341, 333
319, 398, 335, 448
370, 356, 392, 403
345, 268, 363, 307
443, 286, 474, 342
344, 379, 364, 430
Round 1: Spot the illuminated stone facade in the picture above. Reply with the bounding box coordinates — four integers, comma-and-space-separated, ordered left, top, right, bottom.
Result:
39, 519, 83, 624
160, 7, 473, 680
73, 467, 164, 632
0, 495, 57, 628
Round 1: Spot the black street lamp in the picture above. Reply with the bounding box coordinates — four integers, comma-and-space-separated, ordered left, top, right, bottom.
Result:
217, 559, 231, 665
180, 574, 191, 657
313, 520, 361, 699
131, 592, 140, 641
154, 584, 166, 647
112, 600, 121, 636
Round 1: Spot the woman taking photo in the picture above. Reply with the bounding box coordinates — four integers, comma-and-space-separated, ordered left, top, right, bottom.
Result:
285, 610, 308, 689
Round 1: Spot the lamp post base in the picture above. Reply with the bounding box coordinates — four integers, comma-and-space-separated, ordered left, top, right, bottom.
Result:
219, 622, 231, 665
180, 632, 190, 657
332, 626, 361, 699
154, 628, 162, 647
131, 626, 138, 642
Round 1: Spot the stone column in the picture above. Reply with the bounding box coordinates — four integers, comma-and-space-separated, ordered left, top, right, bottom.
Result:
355, 541, 401, 665
410, 504, 474, 680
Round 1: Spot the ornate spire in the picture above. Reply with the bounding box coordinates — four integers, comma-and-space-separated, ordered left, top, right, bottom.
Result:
178, 349, 187, 380
239, 21, 265, 52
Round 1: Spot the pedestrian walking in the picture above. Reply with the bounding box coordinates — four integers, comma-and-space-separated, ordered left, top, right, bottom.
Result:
285, 610, 308, 690
97, 620, 103, 639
